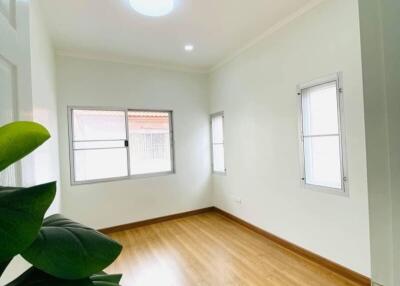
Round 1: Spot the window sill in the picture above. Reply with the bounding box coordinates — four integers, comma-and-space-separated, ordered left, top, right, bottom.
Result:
302, 182, 349, 197
71, 171, 175, 186
212, 171, 227, 176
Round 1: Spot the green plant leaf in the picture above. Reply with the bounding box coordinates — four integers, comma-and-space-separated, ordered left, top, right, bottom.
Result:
0, 182, 56, 262
22, 214, 123, 280
0, 121, 50, 172
6, 268, 122, 286
90, 273, 123, 284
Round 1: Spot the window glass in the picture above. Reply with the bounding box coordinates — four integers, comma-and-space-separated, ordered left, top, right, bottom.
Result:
74, 149, 128, 182
71, 109, 128, 183
128, 111, 173, 175
302, 82, 339, 136
303, 136, 342, 189
72, 110, 126, 141
212, 144, 225, 173
299, 78, 345, 191
211, 113, 225, 173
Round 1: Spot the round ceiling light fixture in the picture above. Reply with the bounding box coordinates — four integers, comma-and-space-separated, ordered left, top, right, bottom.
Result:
129, 0, 174, 17
184, 44, 194, 52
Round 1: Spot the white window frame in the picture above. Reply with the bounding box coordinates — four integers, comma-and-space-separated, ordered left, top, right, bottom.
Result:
210, 111, 226, 175
68, 106, 175, 185
297, 73, 348, 196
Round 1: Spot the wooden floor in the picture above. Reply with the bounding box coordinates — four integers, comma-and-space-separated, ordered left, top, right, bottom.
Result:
106, 212, 360, 286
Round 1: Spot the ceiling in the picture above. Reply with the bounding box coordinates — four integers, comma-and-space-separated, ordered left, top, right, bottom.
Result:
39, 0, 315, 72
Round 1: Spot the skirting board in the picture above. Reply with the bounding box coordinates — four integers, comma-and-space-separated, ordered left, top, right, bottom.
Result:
99, 207, 215, 234
99, 206, 371, 286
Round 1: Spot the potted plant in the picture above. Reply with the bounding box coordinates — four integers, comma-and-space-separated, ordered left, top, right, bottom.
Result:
0, 121, 123, 285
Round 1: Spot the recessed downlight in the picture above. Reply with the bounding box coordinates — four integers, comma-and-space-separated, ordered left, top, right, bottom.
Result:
129, 0, 174, 17
184, 44, 194, 52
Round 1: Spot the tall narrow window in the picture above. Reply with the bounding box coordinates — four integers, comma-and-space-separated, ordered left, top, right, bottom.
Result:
128, 111, 174, 176
298, 74, 347, 193
211, 112, 226, 174
69, 108, 174, 184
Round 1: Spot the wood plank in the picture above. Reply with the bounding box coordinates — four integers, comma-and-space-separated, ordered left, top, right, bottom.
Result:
105, 210, 368, 285
213, 208, 371, 286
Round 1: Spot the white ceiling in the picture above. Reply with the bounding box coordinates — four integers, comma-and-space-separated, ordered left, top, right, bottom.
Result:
39, 0, 316, 72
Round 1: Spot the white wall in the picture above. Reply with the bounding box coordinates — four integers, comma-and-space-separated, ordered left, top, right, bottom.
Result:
380, 2, 400, 285
56, 55, 212, 229
359, 0, 400, 285
209, 0, 371, 277
383, 2, 400, 284
30, 0, 61, 215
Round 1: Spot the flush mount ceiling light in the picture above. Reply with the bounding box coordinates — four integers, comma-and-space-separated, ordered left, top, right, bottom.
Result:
184, 44, 194, 52
129, 0, 174, 17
